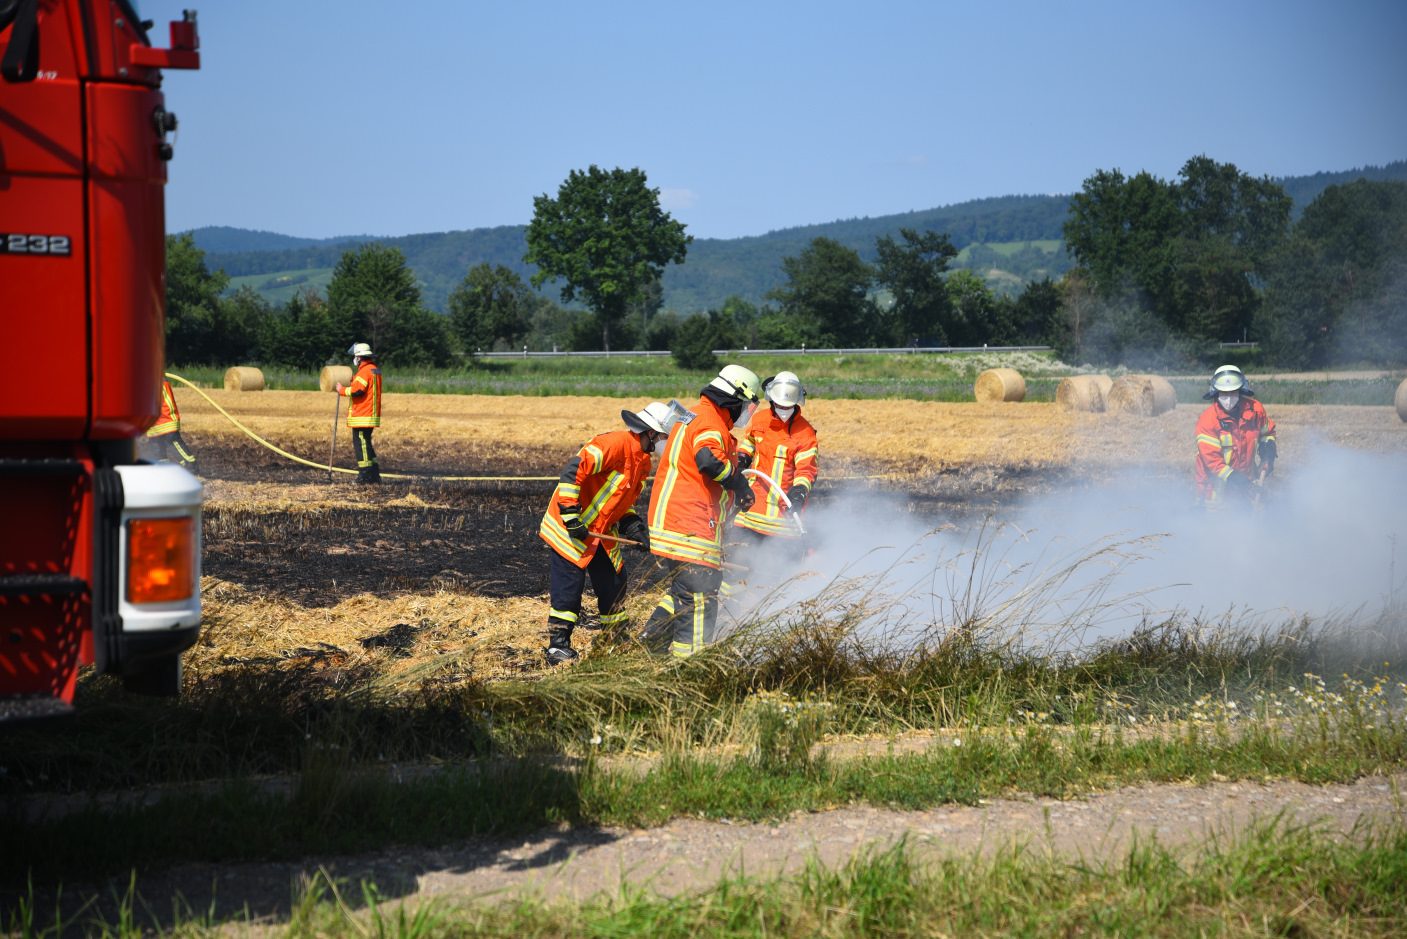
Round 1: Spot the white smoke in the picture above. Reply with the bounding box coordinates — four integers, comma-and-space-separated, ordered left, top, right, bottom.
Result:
721, 440, 1407, 649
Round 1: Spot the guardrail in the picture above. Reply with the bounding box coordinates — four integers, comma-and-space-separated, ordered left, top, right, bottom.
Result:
1217, 342, 1260, 349
469, 345, 1053, 359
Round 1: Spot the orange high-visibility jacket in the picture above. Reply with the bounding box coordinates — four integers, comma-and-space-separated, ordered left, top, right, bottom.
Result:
648, 395, 740, 569
540, 429, 652, 572
734, 405, 818, 538
1194, 398, 1276, 504
146, 380, 180, 437
343, 360, 382, 428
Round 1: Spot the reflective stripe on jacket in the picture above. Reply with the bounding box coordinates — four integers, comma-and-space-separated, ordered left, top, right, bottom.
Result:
343, 361, 382, 427
1194, 398, 1275, 503
146, 380, 180, 437
648, 395, 739, 569
734, 405, 818, 539
540, 429, 651, 571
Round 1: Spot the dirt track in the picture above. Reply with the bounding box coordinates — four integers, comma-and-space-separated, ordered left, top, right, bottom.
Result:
49, 768, 1406, 925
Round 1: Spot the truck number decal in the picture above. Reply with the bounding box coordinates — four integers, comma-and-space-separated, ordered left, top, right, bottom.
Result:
3, 234, 72, 255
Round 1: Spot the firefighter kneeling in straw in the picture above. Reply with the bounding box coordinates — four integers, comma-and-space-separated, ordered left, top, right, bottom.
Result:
145, 377, 196, 468
732, 371, 817, 565
640, 365, 763, 657
1194, 364, 1277, 510
539, 402, 681, 664
334, 343, 383, 485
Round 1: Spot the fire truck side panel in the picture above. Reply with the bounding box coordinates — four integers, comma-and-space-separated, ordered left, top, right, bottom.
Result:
87, 82, 165, 438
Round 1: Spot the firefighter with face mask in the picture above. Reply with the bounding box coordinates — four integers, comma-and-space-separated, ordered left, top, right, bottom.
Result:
334, 343, 382, 485
641, 365, 762, 656
539, 402, 678, 664
1194, 364, 1277, 508
145, 378, 196, 468
732, 371, 817, 560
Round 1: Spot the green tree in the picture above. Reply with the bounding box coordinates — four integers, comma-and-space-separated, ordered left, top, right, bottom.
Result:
257, 288, 339, 370
765, 237, 876, 346
165, 232, 234, 364
873, 228, 958, 345
326, 243, 451, 366
524, 165, 692, 353
1256, 179, 1407, 367
944, 269, 997, 346
447, 264, 530, 353
672, 312, 738, 370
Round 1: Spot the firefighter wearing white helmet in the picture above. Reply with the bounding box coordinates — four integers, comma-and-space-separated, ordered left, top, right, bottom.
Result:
538, 401, 682, 663
640, 364, 762, 656
732, 371, 819, 560
1194, 364, 1277, 508
333, 342, 382, 484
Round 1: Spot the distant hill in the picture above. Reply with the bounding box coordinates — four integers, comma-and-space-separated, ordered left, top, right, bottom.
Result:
198, 161, 1406, 313
189, 226, 378, 255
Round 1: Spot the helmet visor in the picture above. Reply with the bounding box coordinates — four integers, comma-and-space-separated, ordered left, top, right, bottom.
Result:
660, 400, 696, 434
766, 378, 804, 408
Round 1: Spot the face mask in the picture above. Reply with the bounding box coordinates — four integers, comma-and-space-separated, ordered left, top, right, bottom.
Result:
1218, 394, 1240, 412
773, 406, 795, 421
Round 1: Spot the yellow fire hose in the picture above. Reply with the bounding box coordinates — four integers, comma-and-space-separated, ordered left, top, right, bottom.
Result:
164, 372, 898, 484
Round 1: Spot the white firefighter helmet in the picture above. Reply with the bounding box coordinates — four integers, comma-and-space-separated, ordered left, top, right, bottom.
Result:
622, 401, 674, 435
708, 364, 762, 404
765, 371, 806, 408
1205, 364, 1251, 399
348, 342, 373, 358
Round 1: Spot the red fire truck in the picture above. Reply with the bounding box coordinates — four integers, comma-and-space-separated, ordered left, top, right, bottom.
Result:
1, 1, 203, 720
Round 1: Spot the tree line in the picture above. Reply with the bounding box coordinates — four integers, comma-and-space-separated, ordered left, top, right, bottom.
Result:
166, 156, 1406, 371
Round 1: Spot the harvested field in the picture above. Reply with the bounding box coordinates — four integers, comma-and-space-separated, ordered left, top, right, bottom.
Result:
169, 390, 1407, 692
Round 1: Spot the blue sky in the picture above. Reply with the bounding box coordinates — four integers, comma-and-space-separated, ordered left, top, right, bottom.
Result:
143, 0, 1407, 241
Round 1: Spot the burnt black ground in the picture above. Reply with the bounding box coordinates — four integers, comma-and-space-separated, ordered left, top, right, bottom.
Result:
192, 435, 1096, 608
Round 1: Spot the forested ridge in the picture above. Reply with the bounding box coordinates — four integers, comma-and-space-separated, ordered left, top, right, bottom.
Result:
195, 162, 1405, 315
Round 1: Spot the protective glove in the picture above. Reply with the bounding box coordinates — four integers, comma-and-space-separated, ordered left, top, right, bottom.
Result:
560, 504, 589, 542
786, 485, 808, 509
1259, 438, 1277, 475
618, 513, 650, 553
724, 473, 755, 512
734, 452, 753, 473
1225, 470, 1256, 493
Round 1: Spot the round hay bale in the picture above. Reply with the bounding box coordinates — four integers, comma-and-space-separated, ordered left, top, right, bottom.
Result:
1107, 374, 1177, 416
320, 365, 353, 393
223, 366, 265, 392
1396, 377, 1407, 423
974, 368, 1026, 403
1055, 374, 1114, 412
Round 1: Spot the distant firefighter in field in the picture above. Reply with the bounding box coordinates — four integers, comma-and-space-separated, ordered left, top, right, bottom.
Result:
539, 402, 681, 664
1194, 364, 1277, 509
334, 343, 382, 485
146, 378, 196, 468
732, 371, 817, 562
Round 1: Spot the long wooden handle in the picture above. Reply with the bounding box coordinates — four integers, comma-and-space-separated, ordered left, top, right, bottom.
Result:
591, 532, 641, 546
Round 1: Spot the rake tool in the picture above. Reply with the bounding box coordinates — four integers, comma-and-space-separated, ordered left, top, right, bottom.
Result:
327, 391, 340, 483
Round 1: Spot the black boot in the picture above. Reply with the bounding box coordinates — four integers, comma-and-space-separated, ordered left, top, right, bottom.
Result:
546, 627, 578, 665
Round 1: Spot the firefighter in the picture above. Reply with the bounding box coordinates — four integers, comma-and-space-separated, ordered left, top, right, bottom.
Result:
146, 378, 196, 468
539, 402, 680, 664
640, 364, 763, 657
1194, 364, 1277, 508
732, 371, 818, 564
333, 343, 382, 485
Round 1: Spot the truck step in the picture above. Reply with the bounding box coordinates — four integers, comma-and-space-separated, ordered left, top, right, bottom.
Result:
0, 694, 75, 723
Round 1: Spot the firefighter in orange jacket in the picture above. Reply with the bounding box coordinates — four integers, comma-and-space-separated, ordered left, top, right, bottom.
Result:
733, 371, 818, 559
539, 403, 677, 664
641, 365, 763, 657
334, 342, 382, 485
1194, 364, 1277, 508
146, 379, 196, 468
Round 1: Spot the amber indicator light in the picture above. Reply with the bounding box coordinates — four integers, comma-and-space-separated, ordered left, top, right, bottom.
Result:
127, 517, 194, 603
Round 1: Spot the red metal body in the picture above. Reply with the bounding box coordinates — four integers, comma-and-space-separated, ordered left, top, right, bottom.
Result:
0, 0, 200, 712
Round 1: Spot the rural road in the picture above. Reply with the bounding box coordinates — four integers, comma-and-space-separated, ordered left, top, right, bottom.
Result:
48, 771, 1406, 927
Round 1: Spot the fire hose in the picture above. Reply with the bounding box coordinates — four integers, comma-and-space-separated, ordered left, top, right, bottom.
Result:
741, 468, 807, 534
